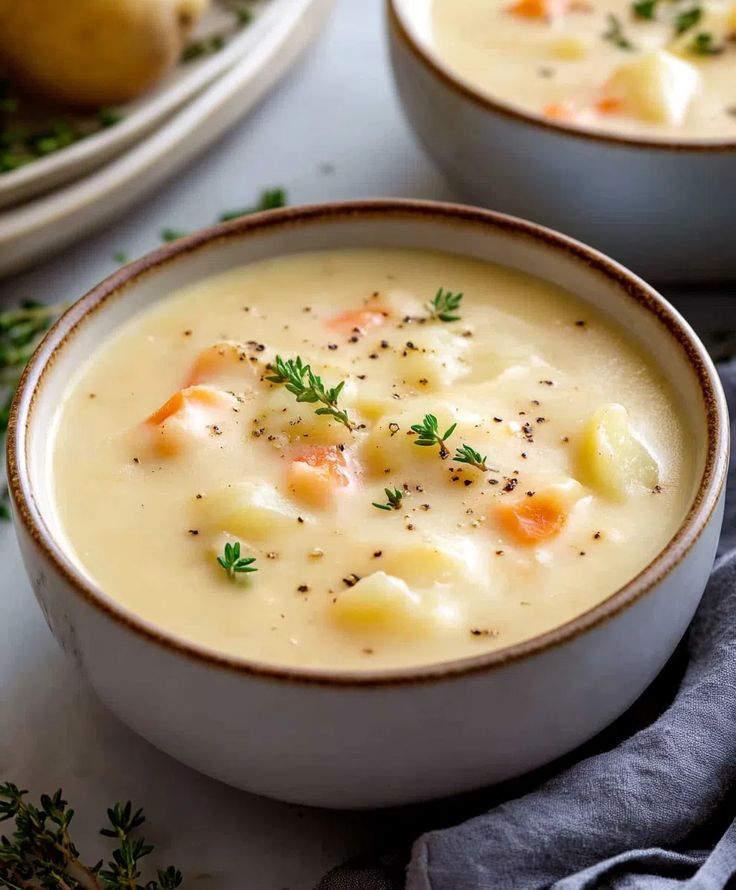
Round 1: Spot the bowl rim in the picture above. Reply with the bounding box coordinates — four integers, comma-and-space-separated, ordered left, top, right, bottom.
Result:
388, 0, 736, 153
7, 198, 729, 688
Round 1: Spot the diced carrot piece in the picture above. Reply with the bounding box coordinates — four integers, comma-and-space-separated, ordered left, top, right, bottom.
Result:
185, 340, 257, 388
327, 307, 389, 334
286, 444, 352, 507
595, 97, 624, 115
507, 0, 571, 19
145, 386, 235, 456
541, 101, 576, 121
496, 493, 567, 545
146, 385, 232, 425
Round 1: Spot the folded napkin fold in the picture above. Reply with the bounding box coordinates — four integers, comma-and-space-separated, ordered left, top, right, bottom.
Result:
319, 363, 736, 890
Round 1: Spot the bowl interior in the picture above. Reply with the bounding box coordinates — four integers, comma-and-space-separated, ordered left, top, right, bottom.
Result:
17, 202, 722, 673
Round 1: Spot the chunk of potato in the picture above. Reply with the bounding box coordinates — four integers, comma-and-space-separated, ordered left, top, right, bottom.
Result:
382, 537, 479, 587
550, 35, 589, 60
198, 481, 304, 541
333, 572, 445, 637
396, 328, 469, 390
605, 51, 700, 126
578, 404, 659, 499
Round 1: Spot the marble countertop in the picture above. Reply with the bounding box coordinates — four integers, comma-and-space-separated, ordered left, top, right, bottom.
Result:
0, 1, 733, 887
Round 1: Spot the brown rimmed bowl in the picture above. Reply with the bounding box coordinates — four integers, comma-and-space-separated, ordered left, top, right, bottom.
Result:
7, 199, 729, 807
388, 0, 736, 283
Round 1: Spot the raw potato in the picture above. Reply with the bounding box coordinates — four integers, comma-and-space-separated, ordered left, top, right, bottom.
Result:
578, 403, 659, 500
605, 51, 700, 126
0, 0, 210, 107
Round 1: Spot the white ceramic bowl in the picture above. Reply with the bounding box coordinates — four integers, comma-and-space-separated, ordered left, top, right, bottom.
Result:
388, 0, 736, 284
8, 200, 728, 808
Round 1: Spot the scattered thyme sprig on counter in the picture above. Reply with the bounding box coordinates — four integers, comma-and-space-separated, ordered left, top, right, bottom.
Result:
0, 301, 61, 520
603, 14, 636, 49
453, 444, 489, 473
217, 541, 257, 580
219, 187, 287, 221
372, 487, 404, 511
410, 414, 457, 460
266, 355, 354, 431
0, 783, 182, 889
426, 287, 463, 323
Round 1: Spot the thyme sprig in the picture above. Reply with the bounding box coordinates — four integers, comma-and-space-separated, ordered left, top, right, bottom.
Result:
410, 414, 457, 460
219, 188, 286, 221
0, 783, 182, 889
674, 4, 702, 34
0, 301, 60, 521
217, 541, 257, 580
372, 487, 404, 511
687, 31, 723, 54
453, 444, 489, 473
426, 288, 463, 323
603, 14, 636, 49
266, 355, 354, 431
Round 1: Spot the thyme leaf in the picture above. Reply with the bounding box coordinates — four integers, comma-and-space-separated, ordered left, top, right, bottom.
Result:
410, 413, 457, 459
372, 487, 403, 511
453, 444, 489, 472
265, 355, 354, 431
217, 541, 257, 580
602, 14, 636, 49
426, 287, 463, 322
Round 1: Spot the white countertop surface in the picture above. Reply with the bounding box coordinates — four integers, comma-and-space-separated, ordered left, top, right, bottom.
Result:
0, 1, 732, 887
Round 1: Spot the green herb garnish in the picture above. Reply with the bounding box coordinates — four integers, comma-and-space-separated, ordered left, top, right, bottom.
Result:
113, 251, 129, 265
235, 3, 254, 25
674, 5, 702, 34
218, 187, 287, 221
687, 31, 723, 53
603, 14, 636, 49
410, 413, 457, 459
453, 444, 489, 472
0, 301, 61, 520
0, 783, 182, 889
427, 287, 463, 322
217, 541, 257, 580
631, 0, 658, 19
266, 355, 354, 431
181, 34, 226, 63
372, 487, 404, 511
160, 228, 188, 243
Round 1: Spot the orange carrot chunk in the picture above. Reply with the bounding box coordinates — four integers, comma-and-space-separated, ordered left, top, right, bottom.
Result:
496, 493, 567, 545
185, 340, 257, 388
540, 101, 576, 121
595, 97, 624, 115
286, 445, 352, 507
327, 307, 389, 333
145, 386, 236, 456
507, 0, 571, 19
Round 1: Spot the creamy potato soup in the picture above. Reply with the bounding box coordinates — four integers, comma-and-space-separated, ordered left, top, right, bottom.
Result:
52, 249, 693, 670
430, 0, 736, 138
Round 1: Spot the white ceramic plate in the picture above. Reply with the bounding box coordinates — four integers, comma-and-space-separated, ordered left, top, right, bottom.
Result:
0, 1, 293, 210
0, 0, 334, 278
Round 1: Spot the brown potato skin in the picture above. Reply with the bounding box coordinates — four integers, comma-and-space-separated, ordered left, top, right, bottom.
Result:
0, 0, 209, 107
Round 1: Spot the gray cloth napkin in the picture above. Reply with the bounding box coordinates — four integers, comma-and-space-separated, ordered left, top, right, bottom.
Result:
318, 362, 736, 890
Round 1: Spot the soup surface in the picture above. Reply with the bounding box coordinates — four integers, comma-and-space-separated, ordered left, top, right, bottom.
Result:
52, 248, 693, 670
429, 0, 736, 138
